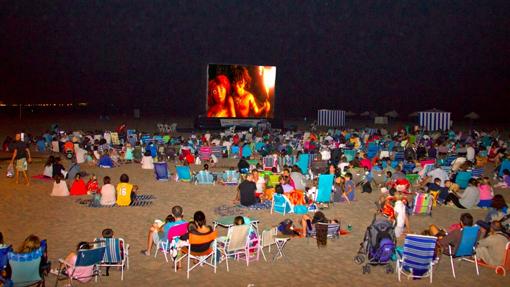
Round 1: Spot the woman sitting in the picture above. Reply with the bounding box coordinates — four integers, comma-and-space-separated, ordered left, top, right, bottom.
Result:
54, 242, 94, 284
299, 211, 339, 238
141, 150, 154, 170
51, 174, 69, 197
69, 173, 87, 196
99, 176, 116, 206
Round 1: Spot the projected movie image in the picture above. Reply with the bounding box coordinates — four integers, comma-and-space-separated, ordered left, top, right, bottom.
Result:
207, 64, 276, 118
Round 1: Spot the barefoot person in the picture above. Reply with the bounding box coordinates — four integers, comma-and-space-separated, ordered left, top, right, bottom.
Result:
231, 66, 270, 118
9, 133, 32, 186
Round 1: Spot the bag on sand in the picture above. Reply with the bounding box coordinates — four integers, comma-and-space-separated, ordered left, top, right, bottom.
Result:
6, 164, 14, 178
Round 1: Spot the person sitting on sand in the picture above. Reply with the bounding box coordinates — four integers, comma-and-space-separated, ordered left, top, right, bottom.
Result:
98, 151, 114, 168
141, 150, 154, 170
116, 173, 138, 206
235, 174, 260, 207
51, 173, 69, 197
141, 206, 186, 256
443, 178, 480, 209
299, 211, 339, 237
476, 221, 510, 266
69, 173, 87, 196
43, 155, 55, 178
99, 176, 116, 206
52, 157, 66, 179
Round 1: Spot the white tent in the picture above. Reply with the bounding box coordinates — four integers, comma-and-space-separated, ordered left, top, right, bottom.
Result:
346, 111, 357, 116
464, 112, 480, 120
360, 111, 371, 117
384, 110, 399, 118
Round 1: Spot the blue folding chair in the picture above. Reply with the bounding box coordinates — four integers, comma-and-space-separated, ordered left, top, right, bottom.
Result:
397, 234, 437, 283
241, 145, 252, 158
296, 154, 310, 175
499, 159, 510, 177
447, 226, 480, 278
271, 194, 293, 215
96, 238, 129, 280
394, 151, 405, 162
229, 146, 240, 158
470, 167, 484, 179
195, 171, 215, 185
8, 247, 45, 287
343, 149, 356, 162
222, 170, 240, 185
366, 142, 379, 159
176, 166, 192, 182
316, 174, 334, 204
455, 171, 472, 189
154, 162, 169, 181
55, 246, 106, 285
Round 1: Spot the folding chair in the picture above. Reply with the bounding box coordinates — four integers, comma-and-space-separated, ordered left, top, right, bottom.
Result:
217, 225, 251, 271
316, 174, 334, 204
176, 166, 192, 182
195, 170, 215, 185
307, 222, 340, 239
343, 149, 356, 162
260, 228, 277, 262
222, 170, 240, 185
372, 170, 386, 187
96, 238, 129, 280
447, 225, 480, 278
470, 167, 484, 179
397, 234, 437, 283
175, 230, 218, 279
499, 159, 510, 177
154, 222, 189, 263
296, 153, 310, 175
469, 242, 510, 276
154, 162, 169, 181
199, 146, 212, 161
271, 194, 294, 215
8, 247, 45, 287
54, 246, 106, 285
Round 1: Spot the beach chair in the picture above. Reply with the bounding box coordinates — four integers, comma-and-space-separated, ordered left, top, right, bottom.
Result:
396, 234, 437, 283
446, 226, 480, 278
229, 146, 240, 158
372, 170, 386, 187
499, 159, 510, 177
343, 149, 356, 162
263, 155, 278, 171
154, 162, 169, 181
155, 222, 189, 263
242, 145, 253, 158
366, 142, 379, 159
307, 222, 340, 239
394, 151, 405, 162
268, 174, 280, 188
468, 242, 510, 276
176, 166, 193, 182
54, 246, 106, 285
217, 225, 251, 271
470, 167, 484, 179
350, 168, 365, 185
455, 171, 472, 189
402, 162, 415, 174
96, 238, 129, 280
260, 228, 278, 262
175, 230, 218, 279
211, 145, 223, 158
195, 170, 215, 185
296, 153, 310, 175
8, 247, 46, 287
271, 194, 294, 215
316, 174, 334, 204
412, 193, 433, 216
199, 146, 212, 161
222, 170, 240, 185
405, 174, 420, 186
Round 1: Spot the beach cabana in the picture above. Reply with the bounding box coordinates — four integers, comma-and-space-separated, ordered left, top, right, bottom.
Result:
418, 109, 451, 131
317, 109, 345, 127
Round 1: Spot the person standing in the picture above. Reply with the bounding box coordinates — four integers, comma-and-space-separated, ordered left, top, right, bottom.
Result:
9, 133, 32, 186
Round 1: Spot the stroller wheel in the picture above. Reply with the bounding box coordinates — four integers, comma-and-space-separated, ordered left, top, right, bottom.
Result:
386, 265, 394, 274
354, 255, 365, 265
365, 265, 371, 274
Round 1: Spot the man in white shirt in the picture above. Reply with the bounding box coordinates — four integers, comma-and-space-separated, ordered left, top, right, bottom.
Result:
466, 144, 475, 162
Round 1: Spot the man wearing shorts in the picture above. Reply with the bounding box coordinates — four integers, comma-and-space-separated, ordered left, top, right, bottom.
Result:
10, 133, 32, 186
141, 205, 186, 256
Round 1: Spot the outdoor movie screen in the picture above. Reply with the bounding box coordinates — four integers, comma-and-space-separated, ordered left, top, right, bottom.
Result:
206, 64, 276, 118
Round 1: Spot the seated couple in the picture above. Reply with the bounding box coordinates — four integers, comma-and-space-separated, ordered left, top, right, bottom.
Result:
275, 211, 339, 238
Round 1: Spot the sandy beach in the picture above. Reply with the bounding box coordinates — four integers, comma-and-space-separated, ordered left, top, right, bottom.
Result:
1, 116, 509, 286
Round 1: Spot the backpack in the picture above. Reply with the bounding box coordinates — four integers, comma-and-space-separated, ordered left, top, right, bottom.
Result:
278, 219, 295, 235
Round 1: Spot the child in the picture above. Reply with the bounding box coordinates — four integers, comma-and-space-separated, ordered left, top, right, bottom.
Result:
494, 169, 510, 189
50, 173, 69, 196
86, 174, 100, 195
394, 192, 409, 238
99, 176, 116, 206
478, 177, 494, 208
124, 143, 134, 163
306, 178, 319, 202
343, 173, 355, 203
69, 173, 87, 196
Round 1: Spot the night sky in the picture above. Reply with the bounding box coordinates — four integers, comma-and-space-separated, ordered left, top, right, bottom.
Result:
1, 1, 509, 120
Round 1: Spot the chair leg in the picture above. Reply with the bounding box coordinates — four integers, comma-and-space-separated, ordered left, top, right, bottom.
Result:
225, 252, 230, 272
430, 262, 433, 283
474, 252, 480, 276
261, 247, 267, 262
450, 254, 456, 278
397, 260, 401, 282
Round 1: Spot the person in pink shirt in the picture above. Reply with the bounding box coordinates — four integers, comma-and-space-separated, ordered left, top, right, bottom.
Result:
478, 176, 494, 208
52, 242, 94, 284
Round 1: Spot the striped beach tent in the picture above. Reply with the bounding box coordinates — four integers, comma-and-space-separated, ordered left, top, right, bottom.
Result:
418, 109, 451, 131
317, 109, 346, 127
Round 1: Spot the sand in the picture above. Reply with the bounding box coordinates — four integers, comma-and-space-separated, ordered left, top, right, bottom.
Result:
0, 115, 509, 286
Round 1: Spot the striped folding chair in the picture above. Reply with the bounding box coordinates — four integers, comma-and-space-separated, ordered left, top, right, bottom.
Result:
195, 171, 215, 185
397, 234, 437, 283
96, 238, 129, 280
470, 167, 484, 179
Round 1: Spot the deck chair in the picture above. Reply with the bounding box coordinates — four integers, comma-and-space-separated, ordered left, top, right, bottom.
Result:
470, 167, 484, 179
394, 151, 405, 162
8, 247, 45, 287
307, 222, 340, 239
405, 174, 420, 186
350, 168, 365, 185
499, 159, 510, 177
455, 171, 472, 189
176, 166, 192, 182
296, 153, 310, 175
155, 222, 189, 263
412, 193, 433, 216
397, 234, 437, 283
199, 146, 212, 161
263, 155, 278, 171
54, 246, 105, 285
229, 146, 240, 158
96, 238, 129, 280
447, 226, 480, 278
372, 170, 386, 187
268, 174, 280, 188
242, 145, 253, 158
195, 170, 215, 185
211, 146, 223, 158
175, 230, 218, 279
271, 194, 294, 215
260, 228, 278, 262
316, 174, 334, 204
469, 241, 510, 276
402, 162, 415, 174
217, 225, 251, 271
366, 142, 379, 159
154, 162, 169, 181
222, 170, 240, 185
343, 149, 356, 162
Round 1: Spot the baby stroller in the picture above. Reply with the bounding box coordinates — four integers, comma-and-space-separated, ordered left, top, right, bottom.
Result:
354, 215, 396, 274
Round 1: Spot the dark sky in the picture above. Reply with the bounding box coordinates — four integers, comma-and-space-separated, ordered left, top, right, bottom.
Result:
1, 1, 509, 120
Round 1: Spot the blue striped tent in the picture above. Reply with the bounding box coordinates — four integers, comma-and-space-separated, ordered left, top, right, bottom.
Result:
317, 109, 346, 127
418, 109, 451, 131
